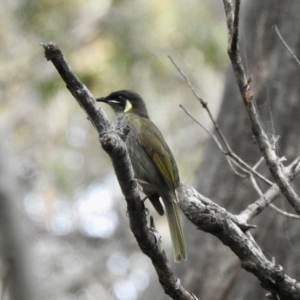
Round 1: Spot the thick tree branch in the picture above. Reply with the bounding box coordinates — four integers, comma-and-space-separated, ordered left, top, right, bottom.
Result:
178, 184, 300, 299
222, 0, 300, 216
42, 42, 195, 300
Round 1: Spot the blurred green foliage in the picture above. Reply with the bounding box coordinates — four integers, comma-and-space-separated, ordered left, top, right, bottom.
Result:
1, 0, 227, 197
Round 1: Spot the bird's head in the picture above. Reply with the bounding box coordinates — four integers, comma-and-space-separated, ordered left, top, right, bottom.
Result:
96, 90, 149, 118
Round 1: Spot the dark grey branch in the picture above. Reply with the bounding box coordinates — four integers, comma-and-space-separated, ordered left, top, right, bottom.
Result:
178, 184, 300, 299
41, 42, 195, 300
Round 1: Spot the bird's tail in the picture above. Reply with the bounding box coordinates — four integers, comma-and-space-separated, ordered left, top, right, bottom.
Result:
165, 199, 187, 262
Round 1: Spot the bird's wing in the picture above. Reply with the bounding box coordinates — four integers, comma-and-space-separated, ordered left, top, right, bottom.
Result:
136, 117, 179, 193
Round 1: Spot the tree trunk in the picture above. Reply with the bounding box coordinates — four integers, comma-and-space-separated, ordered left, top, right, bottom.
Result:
0, 128, 40, 300
181, 1, 300, 299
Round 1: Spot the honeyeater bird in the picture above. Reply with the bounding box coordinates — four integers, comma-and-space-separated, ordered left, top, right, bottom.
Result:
97, 90, 186, 262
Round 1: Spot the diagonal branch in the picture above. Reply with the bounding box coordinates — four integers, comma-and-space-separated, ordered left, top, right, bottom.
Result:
169, 56, 230, 153
274, 25, 300, 68
170, 57, 274, 186
41, 42, 195, 300
178, 183, 300, 299
179, 104, 225, 153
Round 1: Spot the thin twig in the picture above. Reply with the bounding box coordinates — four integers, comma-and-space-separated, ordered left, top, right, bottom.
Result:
269, 203, 300, 220
274, 25, 300, 68
227, 157, 248, 177
169, 56, 232, 153
230, 151, 273, 185
181, 102, 271, 182
171, 57, 273, 185
250, 172, 300, 219
250, 173, 264, 196
239, 157, 300, 222
179, 104, 225, 153
252, 157, 265, 171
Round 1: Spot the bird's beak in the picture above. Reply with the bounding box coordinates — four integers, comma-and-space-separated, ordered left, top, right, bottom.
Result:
96, 97, 108, 103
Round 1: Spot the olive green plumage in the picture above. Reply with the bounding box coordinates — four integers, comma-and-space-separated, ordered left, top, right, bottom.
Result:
97, 90, 186, 262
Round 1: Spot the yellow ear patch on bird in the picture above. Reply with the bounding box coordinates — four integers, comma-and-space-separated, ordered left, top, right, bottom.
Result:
124, 100, 132, 112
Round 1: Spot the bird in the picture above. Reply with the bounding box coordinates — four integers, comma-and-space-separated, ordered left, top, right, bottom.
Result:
96, 90, 186, 262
